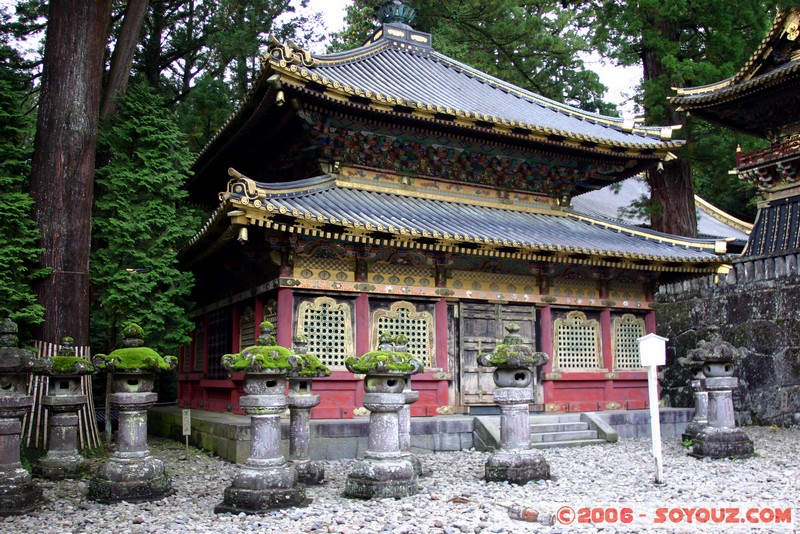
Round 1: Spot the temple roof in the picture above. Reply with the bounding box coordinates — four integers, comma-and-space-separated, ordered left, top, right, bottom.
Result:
669, 8, 800, 137
571, 176, 752, 248
264, 29, 682, 152
184, 172, 729, 274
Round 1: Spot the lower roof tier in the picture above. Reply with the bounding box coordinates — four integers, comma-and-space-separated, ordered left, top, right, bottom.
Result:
183, 169, 731, 276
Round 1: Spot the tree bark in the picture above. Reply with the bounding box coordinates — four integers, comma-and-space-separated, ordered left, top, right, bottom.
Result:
100, 0, 149, 119
29, 0, 112, 346
641, 18, 697, 238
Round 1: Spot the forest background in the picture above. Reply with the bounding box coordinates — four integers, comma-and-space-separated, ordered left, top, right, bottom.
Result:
0, 0, 786, 360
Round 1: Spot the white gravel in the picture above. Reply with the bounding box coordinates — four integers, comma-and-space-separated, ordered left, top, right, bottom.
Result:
3, 426, 798, 533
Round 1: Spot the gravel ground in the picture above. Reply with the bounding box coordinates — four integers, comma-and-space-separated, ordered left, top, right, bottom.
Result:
2, 426, 798, 533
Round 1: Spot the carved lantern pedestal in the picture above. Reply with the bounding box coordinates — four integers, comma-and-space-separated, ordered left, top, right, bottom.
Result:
215, 370, 305, 513
36, 337, 94, 480
688, 338, 754, 459
0, 319, 48, 516
479, 324, 550, 484
679, 350, 708, 442
286, 337, 330, 486
89, 371, 173, 502
399, 377, 422, 477
88, 325, 176, 502
344, 350, 421, 499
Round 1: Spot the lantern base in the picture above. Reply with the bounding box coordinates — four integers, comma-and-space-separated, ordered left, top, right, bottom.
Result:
690, 427, 754, 460
88, 455, 173, 503
344, 458, 418, 499
485, 449, 550, 485
0, 467, 41, 516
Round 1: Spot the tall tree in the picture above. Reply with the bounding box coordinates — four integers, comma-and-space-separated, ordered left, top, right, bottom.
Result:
91, 83, 200, 354
330, 0, 613, 114
28, 0, 111, 347
592, 0, 771, 235
0, 27, 47, 338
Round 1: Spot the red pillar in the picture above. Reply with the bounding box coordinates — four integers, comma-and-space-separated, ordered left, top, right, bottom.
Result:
540, 305, 553, 404
645, 310, 657, 335
600, 308, 614, 405
277, 287, 293, 346
355, 293, 370, 356
434, 298, 448, 369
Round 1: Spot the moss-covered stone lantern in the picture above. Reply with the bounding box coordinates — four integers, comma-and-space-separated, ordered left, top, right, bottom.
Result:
88, 324, 176, 503
215, 321, 306, 514
36, 336, 95, 479
687, 336, 754, 459
478, 323, 550, 484
343, 345, 422, 499
287, 335, 330, 485
0, 318, 50, 516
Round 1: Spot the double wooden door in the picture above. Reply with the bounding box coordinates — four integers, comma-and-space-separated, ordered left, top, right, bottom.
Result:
456, 302, 541, 407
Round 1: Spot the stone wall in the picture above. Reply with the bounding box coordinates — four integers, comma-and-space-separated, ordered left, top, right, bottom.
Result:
655, 253, 800, 427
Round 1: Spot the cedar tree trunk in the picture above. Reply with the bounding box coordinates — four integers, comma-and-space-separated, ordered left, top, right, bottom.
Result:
100, 0, 149, 119
641, 19, 697, 238
29, 0, 111, 346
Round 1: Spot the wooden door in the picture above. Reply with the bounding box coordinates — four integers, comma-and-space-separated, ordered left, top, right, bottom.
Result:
458, 302, 537, 406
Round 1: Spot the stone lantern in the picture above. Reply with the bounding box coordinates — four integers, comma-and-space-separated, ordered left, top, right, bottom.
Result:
36, 336, 94, 479
215, 321, 305, 513
88, 324, 176, 502
679, 347, 708, 442
287, 335, 330, 485
688, 336, 754, 459
478, 323, 550, 484
0, 319, 50, 516
343, 348, 422, 499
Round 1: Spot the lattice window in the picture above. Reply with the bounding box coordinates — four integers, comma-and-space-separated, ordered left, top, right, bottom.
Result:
192, 319, 204, 372
207, 309, 231, 379
239, 306, 255, 350
296, 296, 354, 369
553, 311, 601, 369
612, 314, 646, 369
371, 301, 433, 366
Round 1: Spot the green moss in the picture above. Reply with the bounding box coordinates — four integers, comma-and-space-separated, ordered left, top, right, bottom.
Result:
123, 323, 145, 339
294, 352, 331, 378
102, 347, 172, 371
479, 343, 548, 368
51, 355, 94, 374
345, 350, 419, 373
226, 345, 294, 372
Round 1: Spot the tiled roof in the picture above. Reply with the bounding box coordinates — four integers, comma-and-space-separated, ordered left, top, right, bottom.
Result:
220, 176, 725, 265
266, 27, 682, 152
572, 176, 752, 244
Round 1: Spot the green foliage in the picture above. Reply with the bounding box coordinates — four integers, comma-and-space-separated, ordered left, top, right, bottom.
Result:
90, 82, 201, 355
0, 35, 47, 336
682, 438, 694, 448
330, 0, 615, 114
294, 351, 331, 378
592, 0, 772, 222
227, 345, 294, 371
51, 355, 94, 374
345, 351, 418, 373
98, 347, 173, 371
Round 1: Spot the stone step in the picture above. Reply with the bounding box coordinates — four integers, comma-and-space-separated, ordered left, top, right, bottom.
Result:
531, 438, 609, 449
530, 429, 598, 443
529, 422, 589, 434
528, 413, 583, 424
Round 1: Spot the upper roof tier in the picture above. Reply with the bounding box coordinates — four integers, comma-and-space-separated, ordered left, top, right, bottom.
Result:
265, 25, 681, 151
670, 8, 800, 138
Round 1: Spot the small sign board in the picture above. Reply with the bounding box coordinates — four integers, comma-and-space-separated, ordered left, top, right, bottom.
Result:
182, 409, 192, 436
638, 333, 667, 367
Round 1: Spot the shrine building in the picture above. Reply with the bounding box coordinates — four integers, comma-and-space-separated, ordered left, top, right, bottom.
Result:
178, 1, 731, 418
670, 7, 800, 258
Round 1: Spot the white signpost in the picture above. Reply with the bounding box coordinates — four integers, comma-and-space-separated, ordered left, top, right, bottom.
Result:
182, 409, 192, 459
638, 333, 667, 485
